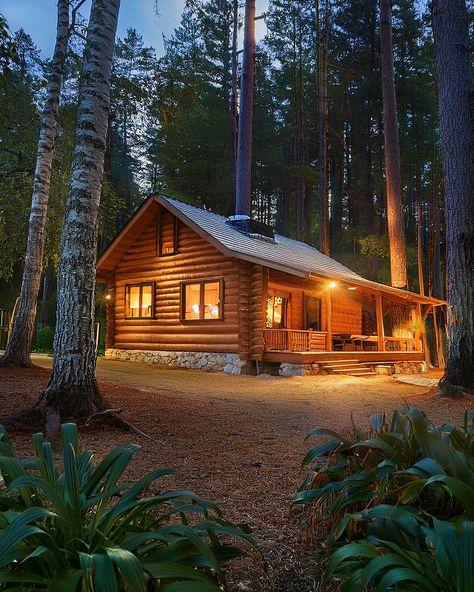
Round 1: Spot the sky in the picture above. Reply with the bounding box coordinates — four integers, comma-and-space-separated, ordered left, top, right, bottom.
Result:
1, 0, 269, 59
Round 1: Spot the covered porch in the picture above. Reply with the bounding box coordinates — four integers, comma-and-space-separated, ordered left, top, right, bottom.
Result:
261, 269, 444, 366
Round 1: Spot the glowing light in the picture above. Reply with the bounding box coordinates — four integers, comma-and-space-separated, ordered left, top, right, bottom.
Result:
347, 286, 357, 291
105, 294, 112, 301
329, 281, 337, 289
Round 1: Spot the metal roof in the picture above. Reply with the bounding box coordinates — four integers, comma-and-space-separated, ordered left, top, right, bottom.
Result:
97, 194, 446, 306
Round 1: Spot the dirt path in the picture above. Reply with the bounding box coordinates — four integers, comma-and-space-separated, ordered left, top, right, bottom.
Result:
1, 357, 472, 591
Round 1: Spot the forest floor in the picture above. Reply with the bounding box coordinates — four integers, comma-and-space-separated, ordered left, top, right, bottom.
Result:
1, 358, 472, 591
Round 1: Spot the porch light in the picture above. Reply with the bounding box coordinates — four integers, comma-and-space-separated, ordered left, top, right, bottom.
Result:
329, 281, 337, 289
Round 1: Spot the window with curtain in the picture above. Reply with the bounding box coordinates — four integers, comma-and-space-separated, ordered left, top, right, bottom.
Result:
181, 279, 223, 320
125, 284, 154, 318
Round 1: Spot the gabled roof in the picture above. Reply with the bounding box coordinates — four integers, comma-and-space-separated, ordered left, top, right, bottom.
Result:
97, 194, 445, 306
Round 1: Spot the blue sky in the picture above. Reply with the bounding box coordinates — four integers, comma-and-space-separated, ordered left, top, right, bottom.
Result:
1, 0, 269, 59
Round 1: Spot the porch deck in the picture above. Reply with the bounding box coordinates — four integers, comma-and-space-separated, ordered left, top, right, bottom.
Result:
263, 350, 424, 364
262, 328, 423, 364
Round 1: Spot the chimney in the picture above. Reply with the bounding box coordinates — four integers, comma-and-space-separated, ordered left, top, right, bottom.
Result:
227, 215, 275, 243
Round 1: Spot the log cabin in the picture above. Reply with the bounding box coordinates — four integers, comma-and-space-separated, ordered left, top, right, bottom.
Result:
96, 195, 445, 376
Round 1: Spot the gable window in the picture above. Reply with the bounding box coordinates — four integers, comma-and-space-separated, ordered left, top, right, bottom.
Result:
181, 279, 223, 320
157, 209, 178, 256
125, 283, 154, 318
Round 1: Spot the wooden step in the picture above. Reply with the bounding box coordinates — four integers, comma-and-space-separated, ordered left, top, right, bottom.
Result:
346, 371, 377, 376
322, 361, 365, 368
331, 366, 372, 373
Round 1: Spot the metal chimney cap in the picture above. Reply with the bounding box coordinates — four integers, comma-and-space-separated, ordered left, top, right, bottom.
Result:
228, 214, 251, 221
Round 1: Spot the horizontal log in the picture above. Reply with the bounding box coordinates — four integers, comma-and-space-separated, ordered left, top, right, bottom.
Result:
114, 311, 240, 323
114, 324, 238, 335
113, 342, 239, 353
119, 252, 231, 269
114, 269, 239, 285
116, 262, 236, 278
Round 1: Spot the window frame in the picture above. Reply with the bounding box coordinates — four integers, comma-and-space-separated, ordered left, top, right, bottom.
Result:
124, 282, 155, 319
157, 210, 178, 257
180, 278, 225, 322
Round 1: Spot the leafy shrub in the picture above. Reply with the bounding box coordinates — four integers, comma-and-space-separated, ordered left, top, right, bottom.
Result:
0, 423, 255, 590
295, 408, 474, 590
326, 508, 474, 591
34, 323, 54, 353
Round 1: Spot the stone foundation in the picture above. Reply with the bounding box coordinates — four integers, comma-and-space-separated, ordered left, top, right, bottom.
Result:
393, 361, 428, 374
105, 349, 245, 374
279, 362, 324, 377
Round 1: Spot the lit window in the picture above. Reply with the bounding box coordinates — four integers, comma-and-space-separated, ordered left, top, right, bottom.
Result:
157, 210, 178, 256
125, 284, 154, 318
182, 280, 223, 320
266, 290, 289, 328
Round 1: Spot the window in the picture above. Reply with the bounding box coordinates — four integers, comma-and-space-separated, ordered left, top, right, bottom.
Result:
266, 289, 289, 329
157, 210, 178, 256
125, 284, 154, 318
181, 280, 223, 320
304, 295, 322, 330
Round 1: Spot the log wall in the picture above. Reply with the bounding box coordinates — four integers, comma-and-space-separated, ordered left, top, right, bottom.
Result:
112, 207, 245, 354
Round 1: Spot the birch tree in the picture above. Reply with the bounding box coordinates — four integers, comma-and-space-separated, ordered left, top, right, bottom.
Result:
432, 0, 474, 392
0, 0, 70, 368
379, 0, 407, 289
41, 0, 121, 419
235, 0, 256, 217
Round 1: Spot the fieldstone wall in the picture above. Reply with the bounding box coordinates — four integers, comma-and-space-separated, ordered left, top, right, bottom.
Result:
279, 362, 323, 377
393, 361, 428, 374
105, 349, 245, 374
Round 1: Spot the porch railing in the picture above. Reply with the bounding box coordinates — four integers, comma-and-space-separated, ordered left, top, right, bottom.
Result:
384, 337, 419, 351
263, 329, 421, 353
263, 329, 327, 352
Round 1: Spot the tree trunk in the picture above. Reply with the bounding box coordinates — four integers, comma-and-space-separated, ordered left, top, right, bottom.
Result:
0, 0, 70, 368
295, 54, 306, 241
432, 0, 474, 391
235, 0, 255, 217
41, 0, 121, 418
317, 0, 330, 255
227, 0, 239, 216
379, 0, 408, 289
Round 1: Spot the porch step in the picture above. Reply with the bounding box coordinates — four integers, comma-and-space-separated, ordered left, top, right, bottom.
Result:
321, 360, 377, 376
323, 361, 364, 368
330, 364, 371, 371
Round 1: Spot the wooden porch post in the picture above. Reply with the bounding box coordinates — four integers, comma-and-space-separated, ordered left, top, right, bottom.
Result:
415, 302, 423, 353
325, 290, 333, 351
376, 292, 385, 351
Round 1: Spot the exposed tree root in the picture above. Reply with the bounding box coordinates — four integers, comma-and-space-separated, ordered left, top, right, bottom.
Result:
0, 405, 150, 440
80, 408, 151, 439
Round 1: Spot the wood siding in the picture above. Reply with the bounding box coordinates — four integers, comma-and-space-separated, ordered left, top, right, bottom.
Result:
268, 269, 362, 334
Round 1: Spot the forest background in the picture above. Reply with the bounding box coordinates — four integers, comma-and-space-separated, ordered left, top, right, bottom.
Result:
1, 0, 473, 330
